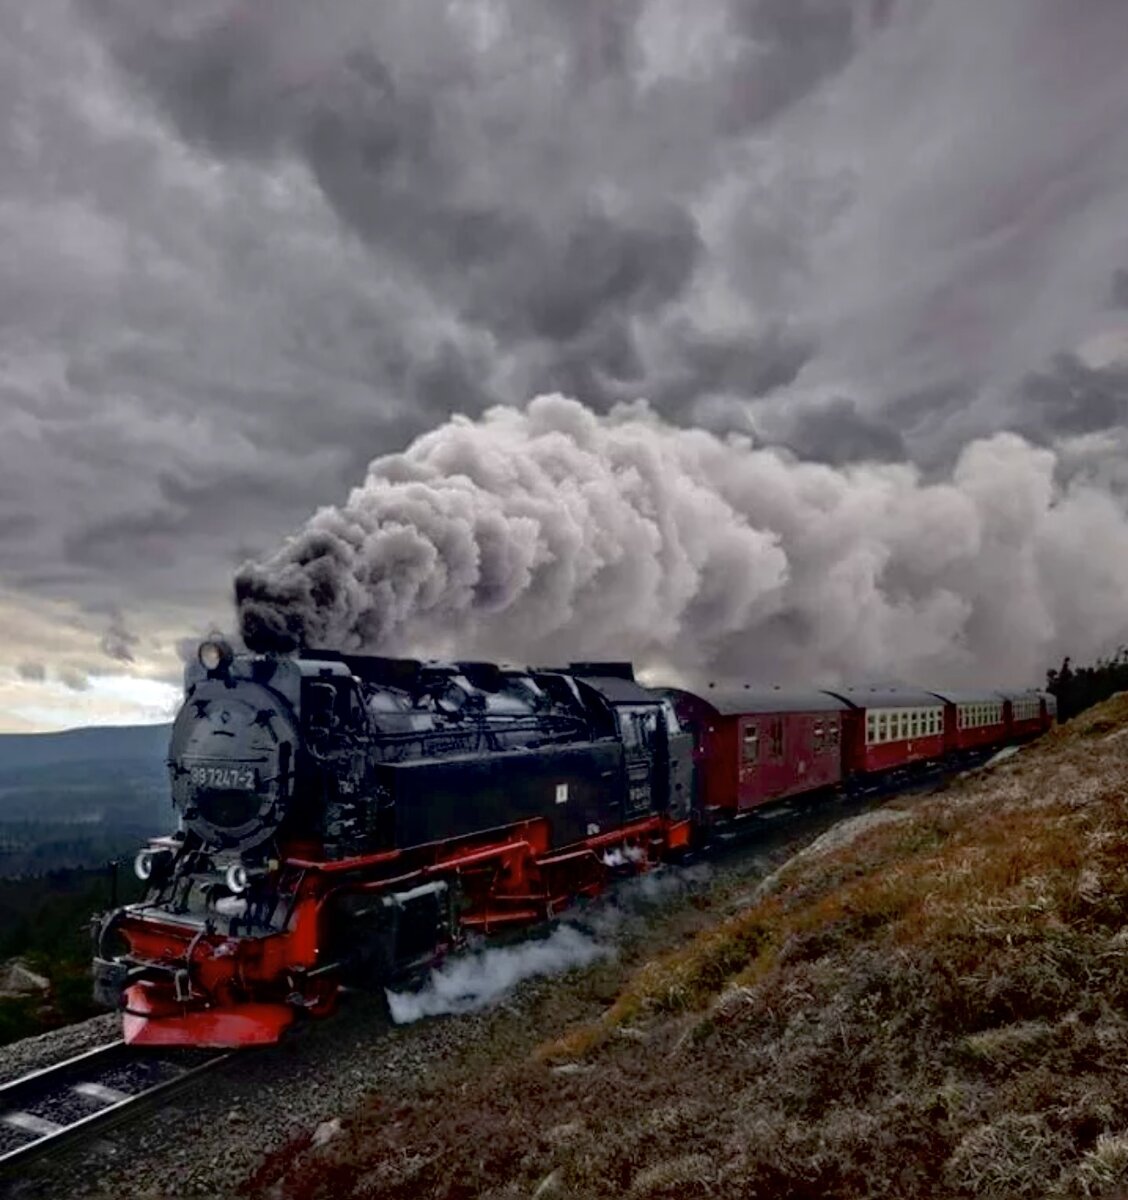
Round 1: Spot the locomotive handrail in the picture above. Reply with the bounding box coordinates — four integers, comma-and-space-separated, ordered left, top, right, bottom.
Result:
539, 816, 662, 861
286, 848, 401, 872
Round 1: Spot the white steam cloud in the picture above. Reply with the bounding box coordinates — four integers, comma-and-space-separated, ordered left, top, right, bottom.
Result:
235, 394, 1128, 689
384, 924, 610, 1024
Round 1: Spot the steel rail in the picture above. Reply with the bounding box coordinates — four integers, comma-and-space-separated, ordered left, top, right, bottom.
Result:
0, 1039, 232, 1173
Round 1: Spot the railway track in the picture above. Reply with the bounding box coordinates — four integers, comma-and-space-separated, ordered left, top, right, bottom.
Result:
0, 1039, 231, 1173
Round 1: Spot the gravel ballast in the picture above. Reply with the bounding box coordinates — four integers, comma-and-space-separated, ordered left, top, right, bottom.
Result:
0, 1015, 121, 1089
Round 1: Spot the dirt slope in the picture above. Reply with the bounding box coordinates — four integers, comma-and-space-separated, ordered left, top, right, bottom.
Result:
260, 698, 1128, 1200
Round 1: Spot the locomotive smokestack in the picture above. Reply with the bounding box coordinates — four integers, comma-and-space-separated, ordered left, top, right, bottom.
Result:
235, 573, 307, 655
235, 529, 354, 653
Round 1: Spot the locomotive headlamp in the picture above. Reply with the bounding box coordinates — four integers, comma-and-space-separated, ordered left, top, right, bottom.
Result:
225, 863, 250, 894
198, 639, 234, 674
134, 847, 172, 884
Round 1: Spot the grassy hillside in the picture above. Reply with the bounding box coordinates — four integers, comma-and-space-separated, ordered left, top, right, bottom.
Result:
266, 696, 1128, 1200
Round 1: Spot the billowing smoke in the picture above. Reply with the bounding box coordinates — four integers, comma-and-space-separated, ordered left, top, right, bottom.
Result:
235, 395, 1128, 688
384, 924, 609, 1024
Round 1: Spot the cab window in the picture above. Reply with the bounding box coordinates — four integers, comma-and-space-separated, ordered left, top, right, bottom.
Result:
618, 706, 659, 754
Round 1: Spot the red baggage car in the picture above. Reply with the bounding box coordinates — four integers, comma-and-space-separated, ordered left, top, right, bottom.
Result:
661, 688, 848, 816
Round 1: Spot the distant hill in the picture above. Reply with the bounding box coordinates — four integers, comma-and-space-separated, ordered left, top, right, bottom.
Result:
0, 723, 171, 772
0, 724, 172, 876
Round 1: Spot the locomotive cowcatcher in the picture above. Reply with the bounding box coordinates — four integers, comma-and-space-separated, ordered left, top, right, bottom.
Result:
93, 640, 694, 1047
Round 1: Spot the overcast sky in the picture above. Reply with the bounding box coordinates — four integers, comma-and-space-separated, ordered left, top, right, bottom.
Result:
3, 0, 1128, 731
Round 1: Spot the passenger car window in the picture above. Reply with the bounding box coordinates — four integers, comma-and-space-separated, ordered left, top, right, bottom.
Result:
742, 724, 759, 763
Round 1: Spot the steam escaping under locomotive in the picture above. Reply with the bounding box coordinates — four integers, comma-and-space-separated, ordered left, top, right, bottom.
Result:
93, 639, 1054, 1047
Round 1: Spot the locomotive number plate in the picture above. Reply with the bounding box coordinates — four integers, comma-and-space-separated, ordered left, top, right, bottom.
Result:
186, 763, 256, 790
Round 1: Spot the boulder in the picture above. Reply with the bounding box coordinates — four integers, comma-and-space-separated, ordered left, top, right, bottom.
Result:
0, 959, 50, 997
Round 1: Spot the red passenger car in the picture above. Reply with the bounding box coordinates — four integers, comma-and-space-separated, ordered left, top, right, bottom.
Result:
998, 689, 1046, 742
826, 689, 947, 778
928, 690, 1006, 757
661, 688, 848, 816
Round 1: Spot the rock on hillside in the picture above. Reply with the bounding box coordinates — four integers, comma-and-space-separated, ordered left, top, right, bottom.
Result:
0, 960, 49, 999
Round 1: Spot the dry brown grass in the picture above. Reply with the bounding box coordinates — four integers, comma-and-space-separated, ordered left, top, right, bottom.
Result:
254, 694, 1128, 1200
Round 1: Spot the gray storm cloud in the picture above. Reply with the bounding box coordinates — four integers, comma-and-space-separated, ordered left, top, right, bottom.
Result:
4, 0, 1128, 715
235, 395, 1128, 688
57, 666, 92, 693
82, 0, 1128, 455
99, 611, 139, 663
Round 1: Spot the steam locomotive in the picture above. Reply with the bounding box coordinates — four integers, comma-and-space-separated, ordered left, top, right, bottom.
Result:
93, 639, 1054, 1047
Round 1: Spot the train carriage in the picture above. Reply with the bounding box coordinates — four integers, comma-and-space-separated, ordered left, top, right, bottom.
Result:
997, 689, 1046, 742
661, 687, 848, 816
928, 690, 1007, 757
825, 689, 947, 777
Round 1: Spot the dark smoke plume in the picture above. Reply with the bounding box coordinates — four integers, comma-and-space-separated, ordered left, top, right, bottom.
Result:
236, 396, 1128, 688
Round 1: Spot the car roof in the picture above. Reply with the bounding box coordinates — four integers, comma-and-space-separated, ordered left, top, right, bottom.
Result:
824, 687, 947, 710
701, 689, 851, 715
926, 689, 1007, 705
574, 674, 665, 704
